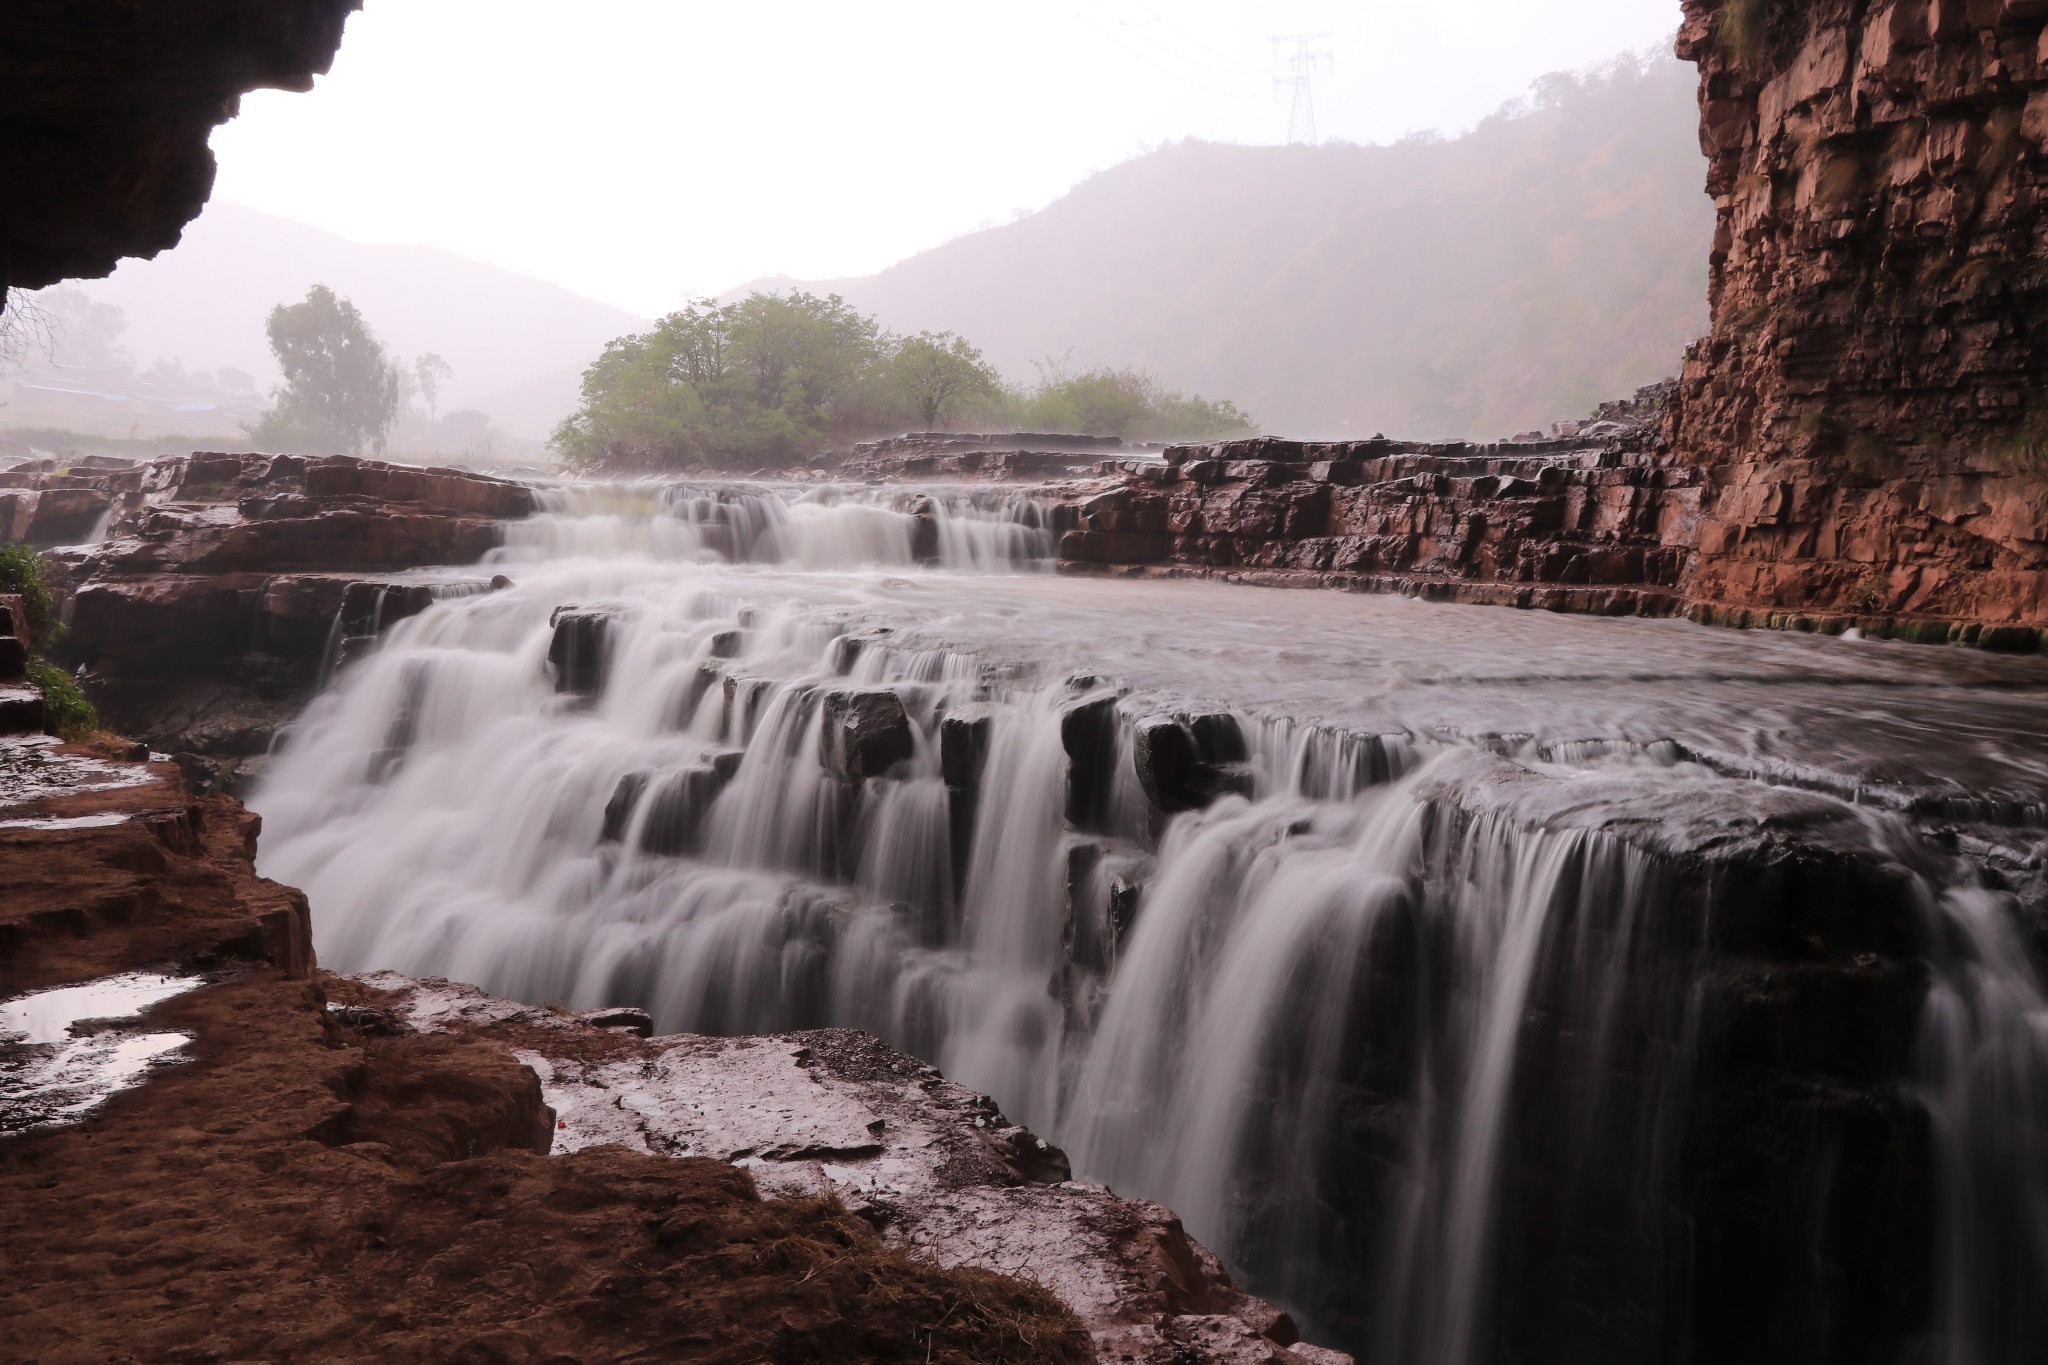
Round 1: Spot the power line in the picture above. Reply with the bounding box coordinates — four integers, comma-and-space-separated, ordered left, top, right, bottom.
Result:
1271, 32, 1332, 145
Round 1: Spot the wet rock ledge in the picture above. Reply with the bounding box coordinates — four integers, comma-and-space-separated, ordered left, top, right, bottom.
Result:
39, 452, 533, 786
0, 721, 1345, 1364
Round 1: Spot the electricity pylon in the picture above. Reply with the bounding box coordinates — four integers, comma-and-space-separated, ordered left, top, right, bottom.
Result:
1272, 33, 1333, 145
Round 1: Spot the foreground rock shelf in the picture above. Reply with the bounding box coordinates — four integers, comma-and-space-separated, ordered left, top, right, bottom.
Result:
0, 729, 1343, 1364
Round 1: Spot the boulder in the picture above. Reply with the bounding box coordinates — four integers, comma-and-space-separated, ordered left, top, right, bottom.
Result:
577, 1006, 655, 1038
600, 771, 649, 843
1059, 691, 1118, 830
637, 765, 733, 856
547, 608, 610, 695
340, 581, 435, 638
907, 495, 941, 562
939, 702, 997, 791
1133, 716, 1205, 813
821, 688, 914, 779
721, 674, 777, 737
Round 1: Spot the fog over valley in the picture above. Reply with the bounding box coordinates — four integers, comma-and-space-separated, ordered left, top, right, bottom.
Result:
18, 46, 1708, 451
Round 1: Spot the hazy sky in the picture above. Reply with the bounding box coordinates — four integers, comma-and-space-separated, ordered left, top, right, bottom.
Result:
210, 1, 1684, 316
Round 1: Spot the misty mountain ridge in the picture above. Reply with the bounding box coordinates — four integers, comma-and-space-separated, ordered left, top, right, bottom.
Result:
738, 50, 1712, 441
39, 50, 1710, 449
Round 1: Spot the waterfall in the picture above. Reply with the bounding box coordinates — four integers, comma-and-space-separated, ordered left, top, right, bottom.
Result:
491, 479, 1054, 572
1920, 886, 2048, 1365
251, 502, 2048, 1362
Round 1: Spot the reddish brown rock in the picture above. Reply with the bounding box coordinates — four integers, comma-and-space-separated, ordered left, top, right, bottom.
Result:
1056, 421, 1698, 617
839, 432, 1132, 481
45, 453, 532, 755
1669, 0, 2048, 629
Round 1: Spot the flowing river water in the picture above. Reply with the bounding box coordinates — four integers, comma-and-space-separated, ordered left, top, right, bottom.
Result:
253, 481, 2048, 1363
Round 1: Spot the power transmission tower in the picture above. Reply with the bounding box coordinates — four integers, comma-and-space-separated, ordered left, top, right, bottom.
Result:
1272, 33, 1332, 145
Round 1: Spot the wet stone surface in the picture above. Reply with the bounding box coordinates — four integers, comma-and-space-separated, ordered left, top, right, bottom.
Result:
0, 971, 202, 1134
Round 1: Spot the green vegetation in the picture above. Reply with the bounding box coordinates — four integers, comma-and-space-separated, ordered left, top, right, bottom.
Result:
0, 539, 55, 642
553, 292, 1255, 472
27, 656, 97, 740
1721, 0, 1772, 65
1008, 360, 1255, 442
553, 292, 890, 471
248, 284, 402, 456
1, 540, 98, 739
890, 331, 1000, 429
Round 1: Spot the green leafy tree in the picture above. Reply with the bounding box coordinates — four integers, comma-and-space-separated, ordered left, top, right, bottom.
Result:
554, 292, 892, 472
554, 292, 1255, 472
249, 285, 401, 456
891, 331, 1000, 429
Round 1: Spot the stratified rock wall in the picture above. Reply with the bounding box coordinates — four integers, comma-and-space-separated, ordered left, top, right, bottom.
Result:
1059, 428, 1696, 617
0, 0, 359, 300
1672, 0, 2048, 624
46, 453, 530, 777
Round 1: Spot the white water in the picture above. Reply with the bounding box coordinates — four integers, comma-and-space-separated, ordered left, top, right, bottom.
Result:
251, 485, 2048, 1361
492, 480, 1052, 572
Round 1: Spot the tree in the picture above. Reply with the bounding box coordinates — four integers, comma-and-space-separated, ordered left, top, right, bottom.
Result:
249, 284, 401, 456
43, 287, 130, 370
890, 331, 999, 429
1016, 361, 1256, 442
553, 291, 893, 472
414, 352, 452, 422
0, 286, 129, 374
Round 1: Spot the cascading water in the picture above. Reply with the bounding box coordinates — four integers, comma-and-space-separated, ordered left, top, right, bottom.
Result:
252, 488, 2048, 1362
492, 479, 1053, 571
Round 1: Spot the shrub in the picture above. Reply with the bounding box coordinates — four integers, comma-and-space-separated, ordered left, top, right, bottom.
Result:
0, 540, 54, 644
26, 656, 97, 740
1, 540, 99, 739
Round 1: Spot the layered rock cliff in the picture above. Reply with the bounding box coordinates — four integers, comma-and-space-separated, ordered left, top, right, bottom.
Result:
1671, 0, 2048, 626
38, 452, 533, 784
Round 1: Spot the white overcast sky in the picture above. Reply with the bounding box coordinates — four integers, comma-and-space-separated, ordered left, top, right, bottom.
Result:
209, 0, 1686, 317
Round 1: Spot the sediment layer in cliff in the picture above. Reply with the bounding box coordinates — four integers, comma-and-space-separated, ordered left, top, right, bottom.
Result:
23, 452, 534, 783
1668, 0, 2048, 624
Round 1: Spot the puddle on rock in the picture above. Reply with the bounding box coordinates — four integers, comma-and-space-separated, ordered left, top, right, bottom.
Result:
0, 812, 133, 831
0, 973, 203, 1134
0, 736, 155, 813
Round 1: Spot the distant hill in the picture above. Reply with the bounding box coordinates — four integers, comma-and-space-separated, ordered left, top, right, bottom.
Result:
68, 203, 647, 439
743, 53, 1712, 441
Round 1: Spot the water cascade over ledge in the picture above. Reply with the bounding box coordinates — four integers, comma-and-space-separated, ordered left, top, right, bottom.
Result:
252, 482, 2048, 1364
